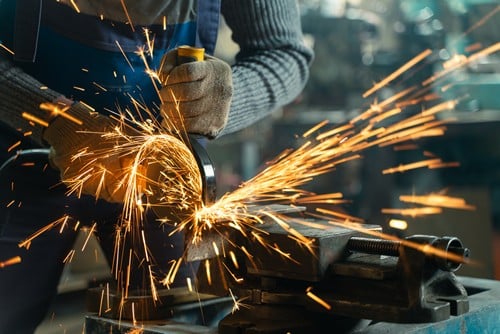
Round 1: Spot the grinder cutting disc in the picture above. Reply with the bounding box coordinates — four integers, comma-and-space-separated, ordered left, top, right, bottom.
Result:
188, 134, 216, 205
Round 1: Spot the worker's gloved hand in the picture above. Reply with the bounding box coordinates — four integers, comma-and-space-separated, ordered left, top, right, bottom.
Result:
159, 49, 233, 138
42, 102, 131, 203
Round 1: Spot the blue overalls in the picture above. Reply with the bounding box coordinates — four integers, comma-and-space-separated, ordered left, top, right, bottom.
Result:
0, 1, 220, 332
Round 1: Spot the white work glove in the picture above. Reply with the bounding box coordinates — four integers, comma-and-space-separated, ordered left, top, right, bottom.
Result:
159, 49, 233, 138
42, 103, 132, 203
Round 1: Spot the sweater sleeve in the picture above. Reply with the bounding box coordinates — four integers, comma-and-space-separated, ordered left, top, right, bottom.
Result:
219, 0, 313, 136
0, 56, 61, 146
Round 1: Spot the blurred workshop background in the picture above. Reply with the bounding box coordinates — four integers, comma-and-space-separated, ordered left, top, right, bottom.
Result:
209, 0, 500, 281
37, 0, 500, 332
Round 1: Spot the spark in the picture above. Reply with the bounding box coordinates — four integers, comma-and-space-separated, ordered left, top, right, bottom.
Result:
81, 223, 97, 251
389, 219, 408, 230
7, 140, 21, 152
22, 112, 49, 128
393, 143, 419, 151
465, 43, 483, 53
135, 47, 162, 98
19, 215, 73, 249
422, 42, 500, 86
120, 0, 135, 32
363, 49, 433, 98
98, 288, 105, 316
131, 302, 137, 325
63, 249, 76, 264
204, 259, 212, 285
79, 101, 96, 112
115, 40, 135, 71
69, 0, 80, 13
0, 256, 22, 268
302, 119, 329, 138
399, 192, 476, 210
306, 287, 332, 310
143, 28, 155, 58
351, 86, 417, 123
39, 102, 83, 125
460, 5, 500, 39
382, 158, 443, 174
0, 42, 14, 55
381, 207, 442, 217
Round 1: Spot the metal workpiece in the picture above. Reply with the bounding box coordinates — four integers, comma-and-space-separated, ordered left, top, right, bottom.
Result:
239, 220, 382, 282
214, 226, 472, 333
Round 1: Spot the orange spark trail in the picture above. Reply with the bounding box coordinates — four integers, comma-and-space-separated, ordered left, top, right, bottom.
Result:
423, 42, 500, 86
115, 40, 135, 71
399, 193, 476, 210
0, 43, 14, 55
7, 141, 21, 152
0, 256, 21, 268
69, 0, 80, 13
381, 207, 443, 217
39, 102, 83, 125
382, 158, 443, 174
306, 287, 332, 310
19, 215, 72, 249
120, 0, 135, 32
363, 49, 433, 98
22, 112, 49, 128
461, 5, 500, 39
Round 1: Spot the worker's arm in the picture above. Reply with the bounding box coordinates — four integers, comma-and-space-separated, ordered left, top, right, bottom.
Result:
219, 0, 313, 136
0, 56, 129, 202
0, 56, 60, 145
158, 0, 313, 139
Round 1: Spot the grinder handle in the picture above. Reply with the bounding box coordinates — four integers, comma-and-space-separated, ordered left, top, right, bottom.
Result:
176, 45, 205, 64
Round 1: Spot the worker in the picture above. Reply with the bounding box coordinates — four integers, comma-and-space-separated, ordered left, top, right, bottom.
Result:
0, 0, 313, 332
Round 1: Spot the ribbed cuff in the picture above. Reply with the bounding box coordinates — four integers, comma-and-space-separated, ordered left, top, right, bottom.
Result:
0, 60, 61, 145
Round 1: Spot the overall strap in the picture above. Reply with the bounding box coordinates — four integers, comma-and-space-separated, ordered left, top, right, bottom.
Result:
14, 0, 42, 62
196, 0, 221, 55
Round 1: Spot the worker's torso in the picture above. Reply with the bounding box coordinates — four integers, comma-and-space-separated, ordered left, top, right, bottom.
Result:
0, 0, 220, 112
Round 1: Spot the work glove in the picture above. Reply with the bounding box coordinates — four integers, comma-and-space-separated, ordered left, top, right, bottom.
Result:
159, 49, 233, 138
42, 102, 132, 203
